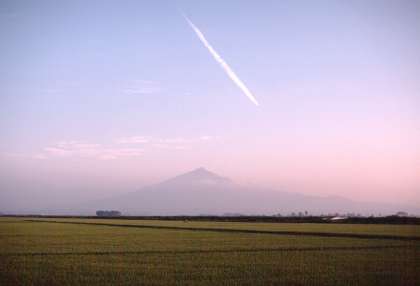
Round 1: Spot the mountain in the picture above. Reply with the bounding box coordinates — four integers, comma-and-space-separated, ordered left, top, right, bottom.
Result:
85, 168, 418, 216
91, 168, 237, 215
160, 167, 232, 187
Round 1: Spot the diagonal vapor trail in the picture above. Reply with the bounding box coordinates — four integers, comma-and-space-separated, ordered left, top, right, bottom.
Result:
183, 15, 259, 106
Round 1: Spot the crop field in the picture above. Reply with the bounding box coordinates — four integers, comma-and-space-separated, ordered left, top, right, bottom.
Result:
1, 217, 419, 285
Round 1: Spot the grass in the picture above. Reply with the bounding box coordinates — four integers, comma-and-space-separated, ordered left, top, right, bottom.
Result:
1, 217, 419, 285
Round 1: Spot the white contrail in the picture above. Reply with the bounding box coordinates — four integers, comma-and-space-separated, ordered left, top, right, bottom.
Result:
183, 15, 259, 106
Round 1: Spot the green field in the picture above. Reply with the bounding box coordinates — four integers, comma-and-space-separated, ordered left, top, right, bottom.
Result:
1, 218, 419, 285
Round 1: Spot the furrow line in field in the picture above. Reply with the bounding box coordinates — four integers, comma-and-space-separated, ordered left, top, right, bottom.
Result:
24, 220, 420, 241
1, 245, 415, 257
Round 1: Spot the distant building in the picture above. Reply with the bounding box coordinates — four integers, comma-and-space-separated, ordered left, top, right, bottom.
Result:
330, 216, 347, 221
96, 210, 122, 217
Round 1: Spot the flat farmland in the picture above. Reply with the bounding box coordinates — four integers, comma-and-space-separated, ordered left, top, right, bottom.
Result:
1, 217, 419, 285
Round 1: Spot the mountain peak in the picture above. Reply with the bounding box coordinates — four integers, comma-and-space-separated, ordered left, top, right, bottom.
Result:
190, 167, 213, 175
162, 167, 232, 186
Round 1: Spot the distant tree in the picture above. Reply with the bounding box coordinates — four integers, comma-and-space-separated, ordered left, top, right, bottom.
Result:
395, 211, 408, 217
96, 210, 121, 217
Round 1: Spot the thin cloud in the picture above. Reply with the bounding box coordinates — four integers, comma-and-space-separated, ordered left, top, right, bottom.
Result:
32, 154, 47, 160
199, 135, 213, 141
43, 141, 144, 160
183, 14, 259, 106
11, 136, 215, 161
152, 143, 189, 150
116, 136, 150, 144
159, 137, 192, 144
117, 136, 214, 145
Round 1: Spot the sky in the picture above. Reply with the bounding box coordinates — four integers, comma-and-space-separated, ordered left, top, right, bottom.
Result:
1, 0, 419, 211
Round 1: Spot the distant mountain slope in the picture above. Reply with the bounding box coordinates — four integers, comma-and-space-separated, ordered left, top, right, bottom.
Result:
86, 168, 418, 216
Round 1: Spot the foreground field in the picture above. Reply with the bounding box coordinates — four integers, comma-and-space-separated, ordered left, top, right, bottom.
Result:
1, 218, 419, 285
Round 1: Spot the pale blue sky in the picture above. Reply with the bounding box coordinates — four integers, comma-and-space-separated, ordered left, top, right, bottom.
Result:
1, 0, 419, 210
